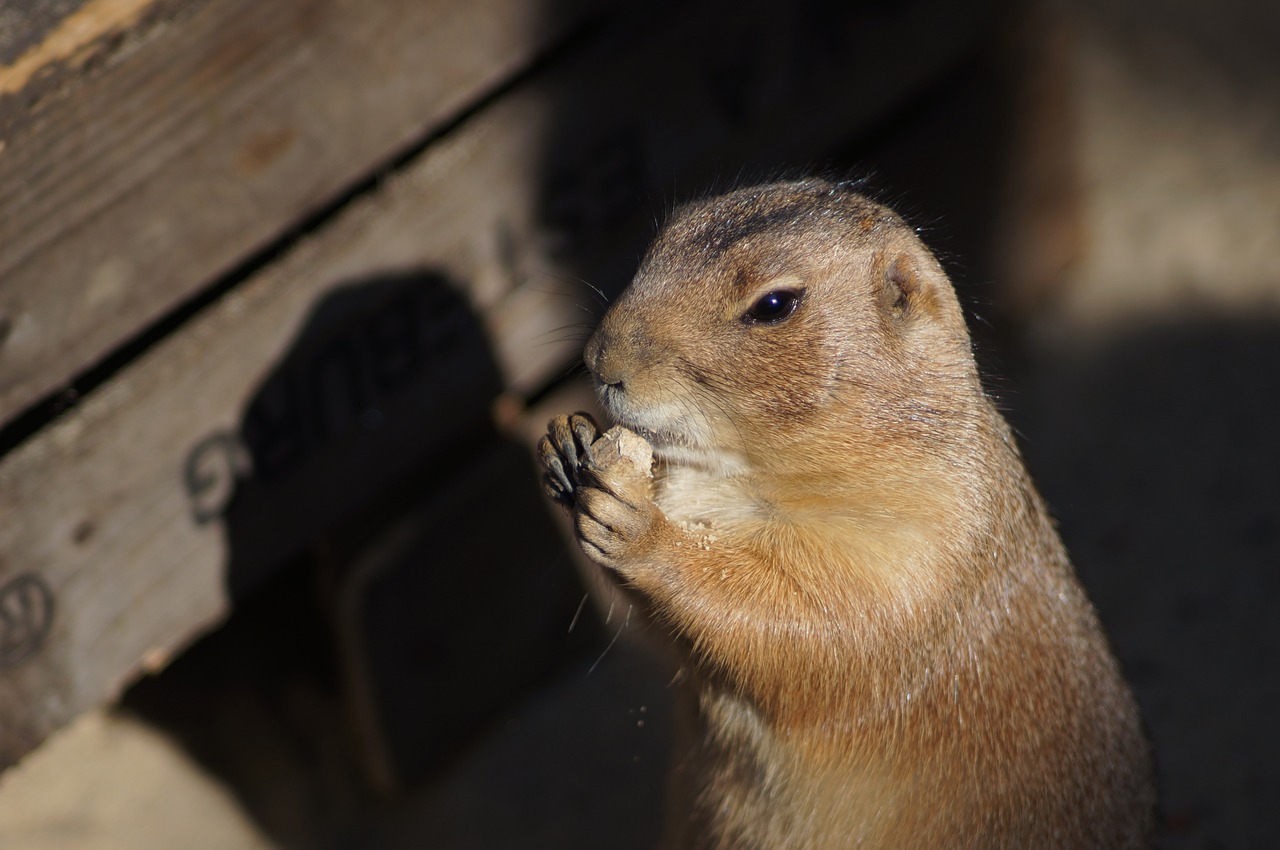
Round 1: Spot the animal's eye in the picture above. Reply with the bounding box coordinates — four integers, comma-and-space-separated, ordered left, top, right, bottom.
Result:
743, 290, 802, 325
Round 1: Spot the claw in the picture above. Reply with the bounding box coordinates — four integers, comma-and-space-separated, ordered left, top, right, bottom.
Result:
539, 413, 603, 506
537, 433, 572, 503
543, 473, 570, 505
547, 416, 580, 474
571, 414, 598, 468
545, 454, 573, 500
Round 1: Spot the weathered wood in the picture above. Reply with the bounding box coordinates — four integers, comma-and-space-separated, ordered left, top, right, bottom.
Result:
0, 0, 154, 89
0, 0, 998, 768
0, 0, 597, 424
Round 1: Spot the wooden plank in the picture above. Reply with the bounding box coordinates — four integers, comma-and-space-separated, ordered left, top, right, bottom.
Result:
0, 0, 998, 768
0, 0, 597, 424
0, 0, 155, 93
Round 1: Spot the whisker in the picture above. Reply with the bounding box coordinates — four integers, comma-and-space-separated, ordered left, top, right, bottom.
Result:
529, 266, 612, 308
587, 602, 632, 675
567, 593, 590, 633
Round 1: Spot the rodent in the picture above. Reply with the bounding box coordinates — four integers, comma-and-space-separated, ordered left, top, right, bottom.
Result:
538, 178, 1154, 849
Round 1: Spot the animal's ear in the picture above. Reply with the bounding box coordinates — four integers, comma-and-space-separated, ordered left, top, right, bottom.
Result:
877, 251, 940, 323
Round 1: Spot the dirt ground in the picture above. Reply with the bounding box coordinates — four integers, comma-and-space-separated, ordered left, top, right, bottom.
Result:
2, 2, 1277, 848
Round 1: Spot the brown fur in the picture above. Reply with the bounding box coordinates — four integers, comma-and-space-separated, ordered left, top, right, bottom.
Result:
539, 179, 1154, 849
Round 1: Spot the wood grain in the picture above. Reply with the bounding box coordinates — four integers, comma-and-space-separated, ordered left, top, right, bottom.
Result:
0, 0, 595, 424
0, 0, 157, 94
0, 0, 996, 768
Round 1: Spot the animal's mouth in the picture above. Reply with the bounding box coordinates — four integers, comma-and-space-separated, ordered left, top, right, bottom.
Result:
604, 413, 687, 450
600, 397, 751, 476
599, 402, 692, 451
594, 379, 733, 467
595, 380, 625, 413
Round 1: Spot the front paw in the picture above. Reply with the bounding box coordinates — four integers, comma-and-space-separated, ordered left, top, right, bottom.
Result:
540, 419, 657, 569
575, 459, 657, 570
537, 412, 600, 506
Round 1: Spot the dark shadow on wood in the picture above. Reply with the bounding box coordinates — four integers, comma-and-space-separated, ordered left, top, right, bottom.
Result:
125, 270, 609, 847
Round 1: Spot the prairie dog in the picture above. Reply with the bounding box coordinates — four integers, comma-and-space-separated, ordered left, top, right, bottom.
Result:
538, 179, 1153, 849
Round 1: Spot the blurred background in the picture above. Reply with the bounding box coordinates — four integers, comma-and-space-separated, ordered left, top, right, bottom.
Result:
0, 0, 1276, 847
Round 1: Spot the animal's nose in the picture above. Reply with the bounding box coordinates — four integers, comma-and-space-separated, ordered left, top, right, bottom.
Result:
583, 326, 624, 388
